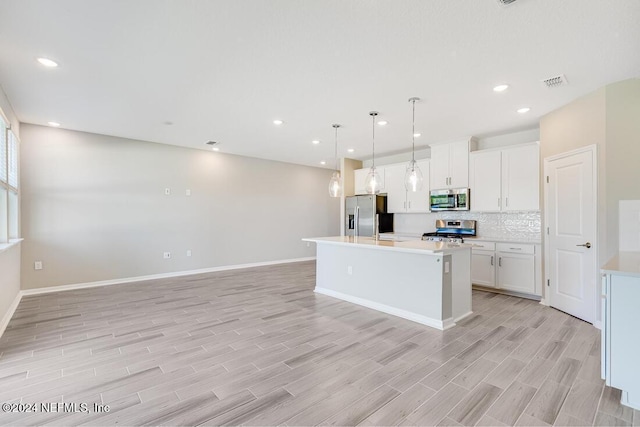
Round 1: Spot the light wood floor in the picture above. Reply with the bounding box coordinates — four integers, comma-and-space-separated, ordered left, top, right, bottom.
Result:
0, 261, 636, 426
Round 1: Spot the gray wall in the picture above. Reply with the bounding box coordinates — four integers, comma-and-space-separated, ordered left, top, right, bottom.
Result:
0, 85, 20, 328
20, 124, 339, 289
540, 78, 640, 320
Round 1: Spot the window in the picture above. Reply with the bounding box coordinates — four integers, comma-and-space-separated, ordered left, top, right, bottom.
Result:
0, 111, 19, 243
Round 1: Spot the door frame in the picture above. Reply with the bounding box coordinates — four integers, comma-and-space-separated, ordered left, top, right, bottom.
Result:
543, 144, 599, 325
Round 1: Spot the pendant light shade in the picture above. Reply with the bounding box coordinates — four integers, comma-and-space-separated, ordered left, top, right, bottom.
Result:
328, 124, 342, 198
404, 97, 424, 192
365, 111, 382, 194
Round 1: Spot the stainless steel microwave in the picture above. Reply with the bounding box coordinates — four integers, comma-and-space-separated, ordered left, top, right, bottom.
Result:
429, 188, 470, 211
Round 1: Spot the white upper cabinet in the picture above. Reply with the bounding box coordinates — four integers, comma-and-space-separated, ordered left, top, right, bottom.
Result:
354, 167, 385, 195
384, 160, 430, 213
469, 150, 502, 212
429, 139, 475, 190
501, 143, 539, 211
407, 160, 430, 212
469, 142, 540, 212
384, 163, 408, 213
354, 168, 368, 195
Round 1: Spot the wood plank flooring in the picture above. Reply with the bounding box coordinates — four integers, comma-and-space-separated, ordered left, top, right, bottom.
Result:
0, 260, 635, 426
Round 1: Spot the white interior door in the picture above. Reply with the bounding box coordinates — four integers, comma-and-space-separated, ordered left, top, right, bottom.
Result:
545, 146, 597, 324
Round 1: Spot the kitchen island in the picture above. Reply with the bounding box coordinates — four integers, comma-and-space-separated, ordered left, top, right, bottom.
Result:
302, 236, 472, 330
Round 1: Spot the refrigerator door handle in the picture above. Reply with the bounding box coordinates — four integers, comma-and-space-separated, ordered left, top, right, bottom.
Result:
354, 206, 360, 237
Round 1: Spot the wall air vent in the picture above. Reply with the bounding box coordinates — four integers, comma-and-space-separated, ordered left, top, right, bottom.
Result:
497, 0, 518, 5
542, 74, 569, 88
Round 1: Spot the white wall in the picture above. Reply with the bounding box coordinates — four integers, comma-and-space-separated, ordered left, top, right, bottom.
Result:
19, 124, 339, 289
0, 85, 20, 330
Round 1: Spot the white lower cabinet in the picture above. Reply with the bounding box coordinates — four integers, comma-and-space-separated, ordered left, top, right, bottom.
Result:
471, 240, 539, 296
602, 264, 640, 410
471, 251, 496, 287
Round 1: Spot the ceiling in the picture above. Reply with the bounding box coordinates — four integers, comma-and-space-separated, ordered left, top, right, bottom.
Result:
0, 1, 639, 169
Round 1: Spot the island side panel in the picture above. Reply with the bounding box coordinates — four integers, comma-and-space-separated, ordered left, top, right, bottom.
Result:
450, 249, 472, 321
314, 242, 449, 329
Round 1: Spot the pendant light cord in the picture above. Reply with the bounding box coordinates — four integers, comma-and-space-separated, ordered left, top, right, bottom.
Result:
334, 125, 338, 171
371, 114, 376, 167
411, 99, 416, 163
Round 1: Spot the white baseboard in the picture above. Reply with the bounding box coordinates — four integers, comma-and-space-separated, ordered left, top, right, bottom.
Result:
314, 287, 454, 331
20, 257, 316, 296
454, 311, 474, 323
0, 291, 23, 338
539, 298, 548, 306
593, 320, 602, 330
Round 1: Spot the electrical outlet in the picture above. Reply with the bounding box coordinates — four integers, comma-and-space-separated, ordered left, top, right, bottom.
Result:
164, 188, 171, 196
347, 265, 353, 275
34, 261, 43, 270
163, 252, 171, 259
306, 242, 310, 247
186, 250, 192, 257
186, 189, 191, 196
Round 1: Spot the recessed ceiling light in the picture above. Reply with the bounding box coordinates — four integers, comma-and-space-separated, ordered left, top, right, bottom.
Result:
320, 161, 326, 165
37, 57, 58, 68
493, 84, 509, 92
377, 120, 388, 126
517, 107, 531, 114
347, 148, 355, 153
273, 119, 284, 125
413, 133, 421, 138
212, 147, 220, 152
312, 140, 321, 145
47, 121, 60, 127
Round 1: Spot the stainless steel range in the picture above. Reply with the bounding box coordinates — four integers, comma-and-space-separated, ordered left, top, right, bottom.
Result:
422, 219, 477, 243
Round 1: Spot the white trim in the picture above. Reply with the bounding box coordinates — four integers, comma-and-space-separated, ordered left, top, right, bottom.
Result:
0, 291, 22, 338
21, 257, 316, 296
539, 298, 548, 306
543, 144, 598, 324
314, 286, 455, 330
594, 320, 602, 330
454, 311, 474, 323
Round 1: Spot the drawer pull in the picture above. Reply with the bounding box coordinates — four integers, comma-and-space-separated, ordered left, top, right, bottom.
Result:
509, 247, 522, 250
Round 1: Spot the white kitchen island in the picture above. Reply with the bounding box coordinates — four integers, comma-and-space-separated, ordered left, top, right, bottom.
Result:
302, 236, 472, 330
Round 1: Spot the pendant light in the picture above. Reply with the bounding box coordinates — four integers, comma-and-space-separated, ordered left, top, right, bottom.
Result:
404, 97, 424, 192
364, 111, 382, 194
328, 124, 342, 197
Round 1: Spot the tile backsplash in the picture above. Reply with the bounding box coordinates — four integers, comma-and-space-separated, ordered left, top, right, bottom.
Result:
394, 211, 541, 240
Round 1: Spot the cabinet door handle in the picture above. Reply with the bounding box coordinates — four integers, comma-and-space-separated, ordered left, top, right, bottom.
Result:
498, 257, 502, 267
404, 201, 406, 209
498, 197, 500, 207
408, 201, 411, 209
506, 197, 509, 207
490, 256, 494, 266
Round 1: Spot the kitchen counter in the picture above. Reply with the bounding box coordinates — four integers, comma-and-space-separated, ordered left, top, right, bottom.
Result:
465, 236, 542, 245
303, 236, 469, 254
304, 236, 472, 330
602, 252, 640, 277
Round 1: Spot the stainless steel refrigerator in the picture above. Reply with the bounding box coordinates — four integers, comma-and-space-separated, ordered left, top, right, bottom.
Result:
345, 195, 393, 237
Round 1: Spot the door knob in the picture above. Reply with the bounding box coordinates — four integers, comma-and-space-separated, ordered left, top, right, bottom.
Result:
576, 242, 592, 249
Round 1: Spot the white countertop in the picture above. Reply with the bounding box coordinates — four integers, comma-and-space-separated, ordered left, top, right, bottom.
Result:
602, 252, 640, 277
379, 233, 541, 245
303, 236, 470, 255
464, 236, 542, 245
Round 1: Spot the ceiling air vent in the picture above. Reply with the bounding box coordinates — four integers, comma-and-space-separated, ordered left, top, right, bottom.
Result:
542, 74, 569, 88
497, 0, 518, 5
205, 140, 218, 146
